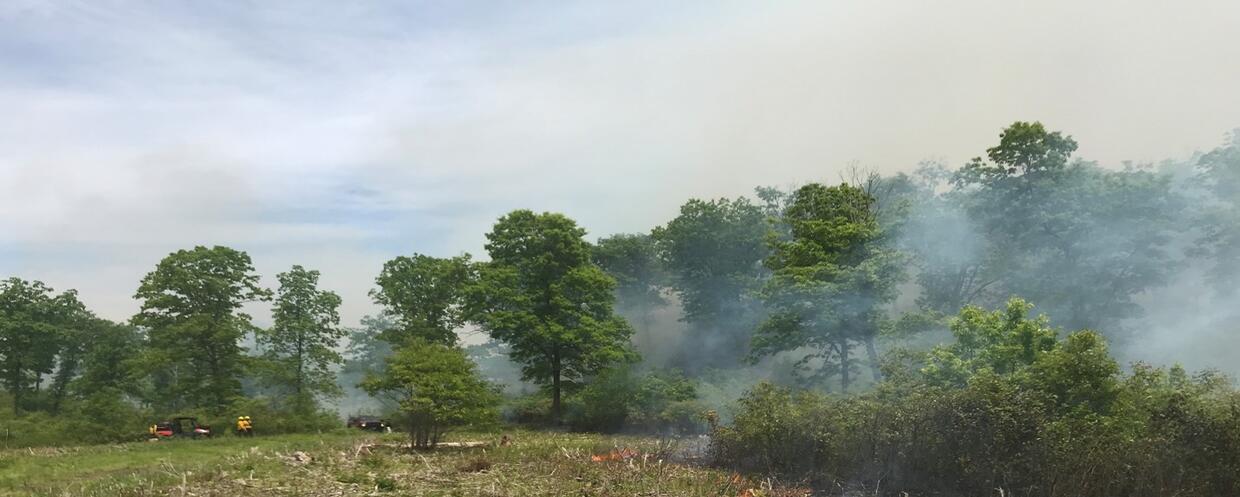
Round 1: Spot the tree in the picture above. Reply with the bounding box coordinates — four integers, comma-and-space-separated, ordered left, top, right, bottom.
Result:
342, 315, 395, 378
47, 316, 136, 414
468, 210, 635, 420
1194, 130, 1240, 292
361, 339, 498, 449
750, 183, 905, 391
950, 122, 1182, 333
371, 254, 472, 346
891, 163, 1002, 315
70, 319, 144, 401
0, 278, 85, 414
920, 298, 1059, 387
592, 234, 666, 349
133, 246, 270, 412
256, 265, 346, 411
651, 197, 769, 371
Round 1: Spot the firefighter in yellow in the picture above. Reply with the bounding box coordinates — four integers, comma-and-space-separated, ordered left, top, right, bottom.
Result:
236, 416, 249, 436
241, 416, 254, 436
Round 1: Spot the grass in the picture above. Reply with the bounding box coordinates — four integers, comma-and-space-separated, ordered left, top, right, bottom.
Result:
0, 430, 809, 496
0, 432, 353, 496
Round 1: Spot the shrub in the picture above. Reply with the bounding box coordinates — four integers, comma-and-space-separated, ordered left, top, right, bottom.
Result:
361, 339, 500, 448
565, 367, 705, 434
712, 299, 1240, 497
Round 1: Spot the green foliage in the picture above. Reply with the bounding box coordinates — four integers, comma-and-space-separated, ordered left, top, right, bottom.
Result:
342, 315, 394, 378
920, 298, 1058, 386
565, 367, 702, 434
1194, 130, 1240, 291
256, 265, 346, 411
225, 396, 342, 435
947, 122, 1183, 332
751, 183, 905, 391
468, 210, 636, 420
0, 392, 151, 447
592, 234, 668, 354
714, 299, 1240, 496
337, 315, 396, 415
0, 278, 90, 414
592, 233, 667, 314
361, 339, 499, 448
371, 253, 473, 346
503, 394, 554, 425
651, 197, 768, 371
69, 319, 144, 401
133, 246, 271, 413
956, 120, 1079, 183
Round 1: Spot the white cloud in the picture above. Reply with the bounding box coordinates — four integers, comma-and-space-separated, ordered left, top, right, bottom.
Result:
2, 0, 1239, 329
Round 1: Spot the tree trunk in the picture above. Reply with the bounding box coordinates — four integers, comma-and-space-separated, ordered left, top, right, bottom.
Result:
840, 338, 851, 394
10, 374, 21, 416
865, 335, 883, 383
551, 354, 562, 422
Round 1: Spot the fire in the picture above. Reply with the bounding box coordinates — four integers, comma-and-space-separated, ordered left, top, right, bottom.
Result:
589, 447, 639, 462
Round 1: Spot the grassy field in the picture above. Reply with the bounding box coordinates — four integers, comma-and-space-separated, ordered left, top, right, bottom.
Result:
0, 430, 807, 497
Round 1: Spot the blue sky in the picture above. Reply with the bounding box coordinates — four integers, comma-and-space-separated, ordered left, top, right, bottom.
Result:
2, 0, 1239, 327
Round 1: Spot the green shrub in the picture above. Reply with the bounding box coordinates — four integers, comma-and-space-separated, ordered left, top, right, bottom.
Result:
712, 299, 1240, 497
565, 367, 705, 434
503, 394, 553, 425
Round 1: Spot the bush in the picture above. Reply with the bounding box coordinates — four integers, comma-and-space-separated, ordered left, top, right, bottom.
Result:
503, 394, 554, 425
712, 299, 1240, 497
565, 368, 706, 434
0, 391, 153, 447
361, 339, 500, 448
225, 397, 343, 435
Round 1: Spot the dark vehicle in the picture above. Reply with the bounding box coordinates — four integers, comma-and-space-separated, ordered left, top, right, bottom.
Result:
153, 417, 212, 439
346, 415, 390, 432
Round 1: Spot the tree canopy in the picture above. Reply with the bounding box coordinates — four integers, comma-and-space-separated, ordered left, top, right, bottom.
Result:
468, 210, 635, 420
133, 245, 270, 412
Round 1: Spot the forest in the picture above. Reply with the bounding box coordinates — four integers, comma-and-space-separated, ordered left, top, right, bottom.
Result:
3, 121, 1240, 496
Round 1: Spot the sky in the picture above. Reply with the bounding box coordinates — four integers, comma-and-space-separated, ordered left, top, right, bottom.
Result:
2, 0, 1239, 327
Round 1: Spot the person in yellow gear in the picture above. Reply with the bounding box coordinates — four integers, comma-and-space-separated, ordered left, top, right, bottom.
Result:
242, 416, 254, 437
236, 416, 247, 436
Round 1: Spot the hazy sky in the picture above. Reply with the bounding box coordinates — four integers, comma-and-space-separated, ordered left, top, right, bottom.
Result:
2, 0, 1239, 326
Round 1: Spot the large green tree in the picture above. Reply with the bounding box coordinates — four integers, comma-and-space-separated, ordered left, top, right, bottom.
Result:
750, 183, 905, 391
468, 210, 635, 420
371, 254, 473, 346
0, 278, 85, 414
46, 315, 140, 414
69, 319, 144, 402
256, 265, 346, 411
133, 246, 270, 412
949, 122, 1182, 332
361, 338, 498, 449
651, 197, 769, 371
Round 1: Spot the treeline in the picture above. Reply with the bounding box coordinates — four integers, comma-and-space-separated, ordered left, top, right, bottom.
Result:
2, 121, 1239, 455
0, 254, 348, 445
584, 122, 1240, 394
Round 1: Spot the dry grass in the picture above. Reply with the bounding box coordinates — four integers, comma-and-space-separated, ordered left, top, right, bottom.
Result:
0, 430, 810, 497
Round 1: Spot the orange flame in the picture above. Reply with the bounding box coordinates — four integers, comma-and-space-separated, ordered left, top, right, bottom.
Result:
589, 447, 639, 462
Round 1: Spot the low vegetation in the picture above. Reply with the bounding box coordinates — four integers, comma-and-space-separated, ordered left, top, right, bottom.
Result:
0, 430, 797, 497
711, 299, 1240, 497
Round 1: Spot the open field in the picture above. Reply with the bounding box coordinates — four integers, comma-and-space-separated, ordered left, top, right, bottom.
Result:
0, 430, 802, 497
